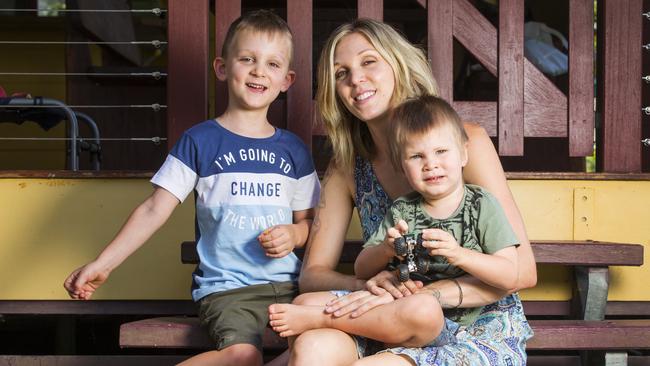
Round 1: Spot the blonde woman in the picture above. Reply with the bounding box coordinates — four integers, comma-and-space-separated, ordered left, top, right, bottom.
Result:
275, 19, 536, 365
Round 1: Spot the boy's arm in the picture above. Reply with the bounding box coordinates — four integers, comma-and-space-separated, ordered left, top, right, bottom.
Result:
423, 228, 519, 292
463, 123, 537, 290
63, 187, 179, 299
258, 208, 314, 258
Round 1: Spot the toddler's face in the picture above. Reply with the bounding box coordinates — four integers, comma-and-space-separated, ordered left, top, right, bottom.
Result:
400, 123, 468, 202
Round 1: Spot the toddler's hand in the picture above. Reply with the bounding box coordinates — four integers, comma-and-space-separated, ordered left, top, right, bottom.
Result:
258, 225, 296, 258
421, 228, 463, 265
382, 219, 409, 257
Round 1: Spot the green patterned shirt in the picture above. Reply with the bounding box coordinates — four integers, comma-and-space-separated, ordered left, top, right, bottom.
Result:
364, 184, 519, 325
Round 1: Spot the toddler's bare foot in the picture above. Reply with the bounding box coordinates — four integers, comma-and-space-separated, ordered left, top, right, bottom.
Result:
268, 303, 330, 337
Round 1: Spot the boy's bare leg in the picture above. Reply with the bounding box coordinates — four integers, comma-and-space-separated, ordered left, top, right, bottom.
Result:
269, 293, 443, 348
290, 328, 359, 366
177, 344, 262, 366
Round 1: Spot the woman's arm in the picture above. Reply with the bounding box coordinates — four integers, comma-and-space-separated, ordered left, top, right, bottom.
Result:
298, 164, 365, 292
354, 219, 409, 280
463, 122, 537, 290
354, 244, 393, 280
423, 275, 508, 308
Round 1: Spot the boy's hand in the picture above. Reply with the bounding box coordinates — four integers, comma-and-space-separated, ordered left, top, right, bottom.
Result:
258, 225, 297, 258
382, 219, 409, 258
63, 262, 110, 300
421, 228, 464, 265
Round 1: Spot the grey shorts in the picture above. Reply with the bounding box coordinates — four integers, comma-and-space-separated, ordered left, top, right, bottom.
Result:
198, 281, 298, 351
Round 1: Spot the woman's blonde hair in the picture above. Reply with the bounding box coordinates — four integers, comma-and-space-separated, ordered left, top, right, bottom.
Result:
316, 18, 439, 171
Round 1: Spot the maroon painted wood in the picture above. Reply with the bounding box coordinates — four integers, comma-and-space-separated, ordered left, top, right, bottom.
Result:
0, 300, 195, 315
569, 0, 595, 156
453, 0, 567, 139
641, 0, 650, 172
120, 317, 650, 350
498, 0, 524, 155
181, 240, 643, 267
532, 241, 643, 266
523, 63, 568, 138
214, 0, 241, 117
453, 102, 497, 136
287, 0, 313, 148
598, 0, 643, 172
428, 0, 453, 102
527, 319, 650, 350
0, 356, 189, 366
120, 317, 286, 350
120, 317, 214, 349
167, 0, 209, 150
453, 0, 497, 74
5, 171, 650, 180
357, 0, 383, 20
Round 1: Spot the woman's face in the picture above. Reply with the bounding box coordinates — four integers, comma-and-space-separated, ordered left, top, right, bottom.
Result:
333, 32, 396, 124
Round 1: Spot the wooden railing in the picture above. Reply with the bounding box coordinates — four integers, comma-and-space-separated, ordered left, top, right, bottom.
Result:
166, 0, 645, 172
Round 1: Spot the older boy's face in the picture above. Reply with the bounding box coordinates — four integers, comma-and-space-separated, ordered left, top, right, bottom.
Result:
216, 30, 294, 112
400, 123, 468, 203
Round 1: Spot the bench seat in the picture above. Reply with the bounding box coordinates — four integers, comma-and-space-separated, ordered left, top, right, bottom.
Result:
120, 317, 650, 351
120, 239, 645, 365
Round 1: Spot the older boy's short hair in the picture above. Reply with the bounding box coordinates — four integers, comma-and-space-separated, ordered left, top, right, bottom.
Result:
389, 95, 469, 170
221, 9, 294, 63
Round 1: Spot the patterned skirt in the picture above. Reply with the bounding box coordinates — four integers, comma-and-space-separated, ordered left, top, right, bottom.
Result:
382, 293, 533, 366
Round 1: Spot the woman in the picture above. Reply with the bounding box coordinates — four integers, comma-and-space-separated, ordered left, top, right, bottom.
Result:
290, 19, 536, 365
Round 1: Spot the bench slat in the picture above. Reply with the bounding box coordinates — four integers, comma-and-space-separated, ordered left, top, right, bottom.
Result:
527, 319, 650, 350
120, 317, 650, 351
119, 317, 284, 350
181, 240, 644, 266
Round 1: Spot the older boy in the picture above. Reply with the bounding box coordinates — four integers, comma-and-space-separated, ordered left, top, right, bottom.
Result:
64, 10, 320, 366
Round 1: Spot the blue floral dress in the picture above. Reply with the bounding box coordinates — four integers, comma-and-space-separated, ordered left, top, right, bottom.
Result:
353, 156, 534, 366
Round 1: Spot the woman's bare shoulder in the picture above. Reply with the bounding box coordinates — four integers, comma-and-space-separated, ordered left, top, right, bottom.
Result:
322, 161, 356, 198
462, 121, 488, 138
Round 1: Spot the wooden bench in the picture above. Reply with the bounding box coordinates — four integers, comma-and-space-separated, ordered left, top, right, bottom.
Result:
120, 240, 648, 365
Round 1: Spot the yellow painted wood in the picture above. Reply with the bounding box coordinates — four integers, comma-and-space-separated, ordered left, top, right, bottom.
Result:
0, 179, 194, 300
573, 188, 594, 240
0, 178, 648, 301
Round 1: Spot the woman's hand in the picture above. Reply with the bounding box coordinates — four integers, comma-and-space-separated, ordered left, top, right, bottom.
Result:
324, 290, 394, 318
365, 270, 423, 298
323, 270, 424, 318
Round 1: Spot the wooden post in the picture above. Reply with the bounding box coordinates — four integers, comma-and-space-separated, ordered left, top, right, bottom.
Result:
358, 0, 383, 21
569, 0, 595, 157
598, 0, 643, 172
428, 0, 453, 102
498, 0, 524, 156
287, 0, 313, 149
167, 0, 209, 149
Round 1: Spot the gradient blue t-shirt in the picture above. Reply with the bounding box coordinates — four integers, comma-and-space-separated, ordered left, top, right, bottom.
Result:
151, 120, 320, 301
